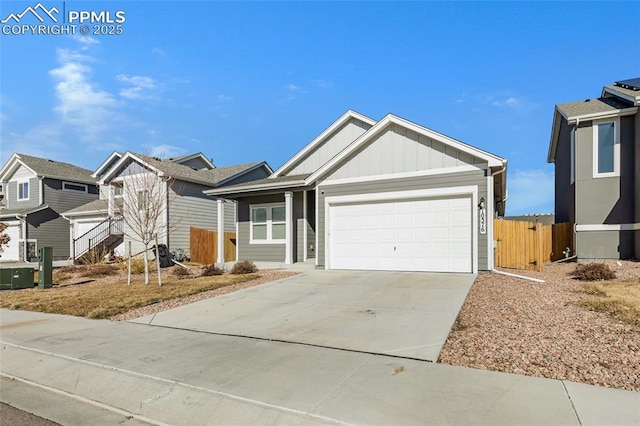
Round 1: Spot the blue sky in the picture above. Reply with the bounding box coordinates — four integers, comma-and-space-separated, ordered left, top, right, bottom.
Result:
1, 1, 639, 215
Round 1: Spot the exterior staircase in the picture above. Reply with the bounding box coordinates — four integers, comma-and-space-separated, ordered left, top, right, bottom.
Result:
73, 217, 124, 263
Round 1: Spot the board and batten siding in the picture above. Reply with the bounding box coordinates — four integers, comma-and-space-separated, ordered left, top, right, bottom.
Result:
316, 169, 489, 270
325, 124, 485, 181
236, 194, 286, 262
288, 118, 373, 175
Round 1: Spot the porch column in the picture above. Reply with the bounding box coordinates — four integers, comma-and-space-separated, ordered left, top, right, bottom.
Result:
302, 190, 308, 261
108, 185, 114, 217
217, 199, 224, 264
285, 191, 293, 264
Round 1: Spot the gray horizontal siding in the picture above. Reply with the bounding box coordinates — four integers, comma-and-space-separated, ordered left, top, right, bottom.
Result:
6, 176, 39, 209
237, 194, 286, 262
224, 167, 271, 186
26, 209, 71, 260
317, 169, 488, 270
224, 201, 236, 233
168, 181, 217, 252
44, 179, 99, 212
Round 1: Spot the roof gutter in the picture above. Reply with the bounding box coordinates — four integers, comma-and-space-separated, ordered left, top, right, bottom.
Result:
566, 106, 637, 125
204, 180, 307, 196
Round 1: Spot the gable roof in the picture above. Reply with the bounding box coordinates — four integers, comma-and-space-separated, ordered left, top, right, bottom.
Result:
305, 113, 506, 184
99, 152, 271, 188
271, 110, 377, 177
167, 152, 215, 169
548, 85, 639, 163
0, 153, 96, 185
92, 151, 122, 179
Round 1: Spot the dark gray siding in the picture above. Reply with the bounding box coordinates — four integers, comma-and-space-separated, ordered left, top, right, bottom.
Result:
224, 201, 236, 233
176, 157, 211, 170
25, 179, 99, 260
236, 194, 286, 261
574, 116, 636, 259
635, 113, 640, 259
553, 119, 575, 223
307, 190, 316, 259
316, 169, 488, 270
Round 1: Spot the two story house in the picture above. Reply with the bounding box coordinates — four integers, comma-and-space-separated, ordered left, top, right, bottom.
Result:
63, 152, 272, 262
548, 78, 639, 260
0, 153, 99, 261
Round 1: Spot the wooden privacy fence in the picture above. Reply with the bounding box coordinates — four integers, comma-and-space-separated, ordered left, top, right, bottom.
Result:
494, 220, 573, 271
190, 227, 237, 264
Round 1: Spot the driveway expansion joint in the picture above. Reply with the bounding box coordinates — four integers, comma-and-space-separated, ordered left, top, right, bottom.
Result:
561, 380, 583, 426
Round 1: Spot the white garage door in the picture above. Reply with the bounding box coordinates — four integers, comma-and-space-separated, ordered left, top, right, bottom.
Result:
76, 220, 103, 239
1, 224, 21, 261
329, 197, 472, 273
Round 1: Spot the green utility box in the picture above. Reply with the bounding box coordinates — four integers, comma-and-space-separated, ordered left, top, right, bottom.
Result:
38, 247, 53, 289
0, 268, 35, 290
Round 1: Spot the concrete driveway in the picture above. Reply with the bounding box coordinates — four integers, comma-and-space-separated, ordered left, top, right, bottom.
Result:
131, 270, 475, 361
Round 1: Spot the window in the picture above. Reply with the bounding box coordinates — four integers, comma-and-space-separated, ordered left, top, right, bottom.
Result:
18, 181, 29, 200
63, 182, 88, 192
570, 129, 575, 184
593, 119, 619, 177
114, 185, 124, 197
250, 204, 286, 243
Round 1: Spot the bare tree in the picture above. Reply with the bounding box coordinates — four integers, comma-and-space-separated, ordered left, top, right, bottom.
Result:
118, 156, 178, 284
0, 222, 10, 257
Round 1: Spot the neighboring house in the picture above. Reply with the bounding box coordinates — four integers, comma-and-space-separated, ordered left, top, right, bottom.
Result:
548, 78, 640, 261
63, 151, 272, 261
0, 153, 99, 261
206, 110, 508, 273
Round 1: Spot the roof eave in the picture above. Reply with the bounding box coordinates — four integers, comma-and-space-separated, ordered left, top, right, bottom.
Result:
204, 180, 307, 196
565, 106, 637, 124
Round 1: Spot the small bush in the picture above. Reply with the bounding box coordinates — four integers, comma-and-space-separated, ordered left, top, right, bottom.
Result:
172, 266, 191, 277
230, 260, 258, 275
79, 264, 117, 278
572, 262, 616, 281
201, 264, 224, 277
79, 248, 110, 265
116, 258, 155, 274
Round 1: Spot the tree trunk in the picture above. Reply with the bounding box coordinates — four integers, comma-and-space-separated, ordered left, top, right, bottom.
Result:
143, 245, 150, 284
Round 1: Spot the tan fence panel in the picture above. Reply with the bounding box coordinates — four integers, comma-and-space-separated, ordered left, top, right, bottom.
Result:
551, 222, 573, 262
189, 227, 237, 264
494, 220, 573, 271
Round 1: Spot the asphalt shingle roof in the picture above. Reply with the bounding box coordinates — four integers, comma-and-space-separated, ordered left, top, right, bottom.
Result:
208, 174, 311, 192
16, 153, 96, 184
133, 154, 264, 186
62, 198, 123, 216
556, 97, 633, 120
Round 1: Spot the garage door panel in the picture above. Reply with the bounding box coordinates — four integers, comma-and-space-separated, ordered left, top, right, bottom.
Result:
329, 196, 472, 273
2, 224, 21, 261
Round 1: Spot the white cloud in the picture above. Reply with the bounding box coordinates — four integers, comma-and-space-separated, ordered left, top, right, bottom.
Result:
151, 47, 166, 56
76, 36, 99, 49
506, 169, 555, 216
146, 144, 186, 158
455, 92, 536, 113
49, 48, 120, 142
2, 124, 66, 163
217, 94, 232, 102
116, 74, 157, 100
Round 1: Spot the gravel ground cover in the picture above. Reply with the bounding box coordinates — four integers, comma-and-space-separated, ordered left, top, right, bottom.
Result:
438, 261, 640, 391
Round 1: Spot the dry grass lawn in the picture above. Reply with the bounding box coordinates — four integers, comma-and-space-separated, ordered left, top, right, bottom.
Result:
0, 272, 257, 319
580, 280, 640, 326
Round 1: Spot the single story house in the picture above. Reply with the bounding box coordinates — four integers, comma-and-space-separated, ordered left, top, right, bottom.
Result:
205, 110, 508, 273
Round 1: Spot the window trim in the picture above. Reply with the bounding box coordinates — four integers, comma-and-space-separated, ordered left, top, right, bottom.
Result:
63, 181, 88, 193
592, 118, 620, 178
249, 203, 286, 244
17, 180, 29, 201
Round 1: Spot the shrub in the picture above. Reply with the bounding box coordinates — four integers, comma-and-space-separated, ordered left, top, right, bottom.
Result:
572, 262, 616, 281
201, 264, 224, 277
172, 266, 191, 277
79, 248, 110, 265
230, 260, 258, 275
79, 264, 117, 278
116, 258, 155, 274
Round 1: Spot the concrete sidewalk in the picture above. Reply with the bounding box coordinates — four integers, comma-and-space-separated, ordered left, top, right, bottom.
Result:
1, 309, 638, 425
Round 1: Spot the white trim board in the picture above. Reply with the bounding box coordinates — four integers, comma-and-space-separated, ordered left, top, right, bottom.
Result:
318, 165, 482, 188
324, 185, 479, 274
576, 223, 640, 232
